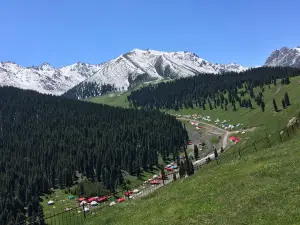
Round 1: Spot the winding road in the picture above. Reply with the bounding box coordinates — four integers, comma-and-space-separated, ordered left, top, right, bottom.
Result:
178, 117, 256, 167
131, 118, 255, 198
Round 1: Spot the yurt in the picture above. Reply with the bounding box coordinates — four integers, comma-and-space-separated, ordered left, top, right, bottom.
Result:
48, 200, 54, 206
90, 201, 98, 206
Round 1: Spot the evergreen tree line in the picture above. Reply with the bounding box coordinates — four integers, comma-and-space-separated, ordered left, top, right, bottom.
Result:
0, 87, 188, 225
63, 82, 117, 99
127, 67, 300, 112
273, 92, 291, 112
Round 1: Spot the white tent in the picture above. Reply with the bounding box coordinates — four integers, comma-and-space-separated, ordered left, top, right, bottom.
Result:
90, 201, 98, 206
48, 200, 54, 206
110, 201, 116, 206
133, 189, 140, 194
80, 201, 87, 206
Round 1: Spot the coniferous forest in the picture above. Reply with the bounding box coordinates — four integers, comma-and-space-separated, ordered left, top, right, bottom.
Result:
127, 67, 300, 111
0, 87, 188, 224
63, 82, 117, 99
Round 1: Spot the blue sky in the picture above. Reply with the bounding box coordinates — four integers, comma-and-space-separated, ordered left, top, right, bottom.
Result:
0, 0, 299, 68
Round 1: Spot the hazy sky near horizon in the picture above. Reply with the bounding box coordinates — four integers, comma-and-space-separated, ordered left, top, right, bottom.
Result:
0, 0, 299, 67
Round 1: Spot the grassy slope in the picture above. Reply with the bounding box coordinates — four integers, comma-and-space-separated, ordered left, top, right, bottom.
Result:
88, 76, 300, 147
87, 91, 131, 107
167, 76, 300, 132
87, 77, 300, 135
87, 79, 171, 107
86, 135, 300, 225
81, 76, 300, 225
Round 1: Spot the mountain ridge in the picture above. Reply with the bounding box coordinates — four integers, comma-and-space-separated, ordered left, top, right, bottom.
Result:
0, 49, 247, 97
265, 46, 300, 68
63, 49, 247, 99
0, 61, 103, 95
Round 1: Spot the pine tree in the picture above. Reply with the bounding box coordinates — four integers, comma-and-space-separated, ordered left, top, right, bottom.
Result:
208, 99, 213, 110
261, 101, 265, 112
27, 202, 33, 218
38, 205, 45, 225
193, 145, 199, 160
16, 212, 26, 224
79, 182, 84, 195
188, 161, 194, 175
282, 99, 286, 109
214, 147, 218, 159
117, 166, 124, 185
96, 161, 102, 182
202, 102, 206, 110
285, 76, 290, 84
110, 164, 118, 193
284, 92, 290, 106
248, 99, 253, 109
232, 102, 237, 111
273, 99, 278, 112
179, 161, 186, 178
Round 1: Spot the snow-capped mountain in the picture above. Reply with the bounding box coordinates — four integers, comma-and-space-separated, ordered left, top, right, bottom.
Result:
265, 46, 300, 68
0, 49, 247, 97
0, 62, 102, 95
64, 49, 247, 99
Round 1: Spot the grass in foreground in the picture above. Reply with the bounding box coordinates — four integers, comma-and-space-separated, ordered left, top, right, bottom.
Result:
85, 136, 300, 225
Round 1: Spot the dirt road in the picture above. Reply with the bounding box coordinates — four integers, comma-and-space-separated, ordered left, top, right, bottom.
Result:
131, 119, 256, 199
179, 117, 230, 149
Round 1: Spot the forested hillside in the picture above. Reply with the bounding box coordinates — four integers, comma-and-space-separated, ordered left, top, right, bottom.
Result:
127, 67, 300, 111
0, 87, 188, 225
62, 82, 117, 99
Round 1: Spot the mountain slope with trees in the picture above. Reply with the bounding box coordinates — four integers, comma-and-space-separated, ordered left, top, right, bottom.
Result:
62, 82, 117, 99
127, 67, 300, 111
0, 87, 188, 225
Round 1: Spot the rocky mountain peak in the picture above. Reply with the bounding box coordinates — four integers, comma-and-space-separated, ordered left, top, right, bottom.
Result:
265, 46, 300, 68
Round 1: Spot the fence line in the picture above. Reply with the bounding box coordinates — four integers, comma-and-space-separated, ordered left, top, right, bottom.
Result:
199, 118, 300, 168
16, 118, 300, 225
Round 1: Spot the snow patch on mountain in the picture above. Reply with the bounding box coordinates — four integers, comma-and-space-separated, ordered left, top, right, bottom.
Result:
0, 62, 102, 95
1, 49, 247, 96
75, 49, 247, 94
